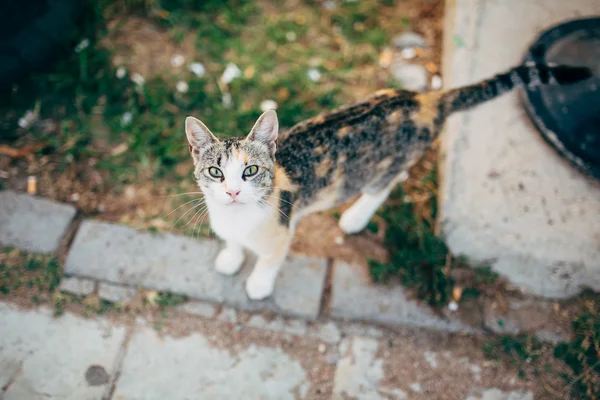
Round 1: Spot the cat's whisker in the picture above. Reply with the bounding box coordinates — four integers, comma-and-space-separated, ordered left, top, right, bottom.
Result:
259, 198, 290, 222
169, 200, 204, 232
160, 197, 205, 220
194, 209, 211, 241
163, 191, 204, 198
180, 204, 208, 229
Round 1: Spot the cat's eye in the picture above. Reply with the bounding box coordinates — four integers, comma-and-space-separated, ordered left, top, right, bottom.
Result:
243, 165, 259, 178
208, 167, 223, 179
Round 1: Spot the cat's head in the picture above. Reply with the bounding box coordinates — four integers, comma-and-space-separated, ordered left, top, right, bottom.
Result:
185, 110, 278, 206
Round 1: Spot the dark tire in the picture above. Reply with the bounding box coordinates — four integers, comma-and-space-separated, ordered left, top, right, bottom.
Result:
0, 0, 84, 88
521, 17, 600, 181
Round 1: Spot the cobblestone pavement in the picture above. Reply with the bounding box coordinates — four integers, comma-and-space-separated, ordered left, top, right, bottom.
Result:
0, 191, 559, 399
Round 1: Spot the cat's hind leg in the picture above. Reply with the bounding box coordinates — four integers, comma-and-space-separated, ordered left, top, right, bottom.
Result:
339, 171, 409, 234
215, 241, 245, 276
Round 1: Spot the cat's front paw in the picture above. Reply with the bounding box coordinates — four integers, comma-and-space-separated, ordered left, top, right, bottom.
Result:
215, 247, 245, 276
245, 272, 275, 300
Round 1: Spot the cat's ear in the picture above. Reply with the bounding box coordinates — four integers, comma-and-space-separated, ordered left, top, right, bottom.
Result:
185, 116, 218, 164
246, 110, 278, 156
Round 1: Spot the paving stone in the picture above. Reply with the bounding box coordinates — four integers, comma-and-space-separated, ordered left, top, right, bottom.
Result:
59, 276, 95, 296
333, 336, 407, 400
113, 326, 308, 399
283, 319, 308, 336
0, 190, 76, 253
310, 321, 342, 344
482, 298, 569, 343
0, 302, 126, 399
331, 261, 472, 332
465, 388, 533, 400
175, 301, 217, 318
98, 282, 136, 303
247, 315, 286, 332
441, 0, 600, 298
341, 323, 384, 338
65, 221, 327, 319
217, 306, 238, 324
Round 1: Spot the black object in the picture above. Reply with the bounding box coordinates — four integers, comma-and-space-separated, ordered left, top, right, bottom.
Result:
0, 0, 84, 89
521, 17, 600, 181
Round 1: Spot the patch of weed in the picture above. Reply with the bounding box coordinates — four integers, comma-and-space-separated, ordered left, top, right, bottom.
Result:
0, 250, 63, 295
155, 291, 187, 308
483, 334, 544, 378
370, 168, 454, 307
554, 300, 600, 400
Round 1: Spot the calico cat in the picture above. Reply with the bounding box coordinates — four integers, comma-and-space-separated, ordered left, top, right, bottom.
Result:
184, 63, 591, 300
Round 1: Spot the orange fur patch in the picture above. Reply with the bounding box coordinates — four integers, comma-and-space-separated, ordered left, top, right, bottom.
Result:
337, 126, 352, 139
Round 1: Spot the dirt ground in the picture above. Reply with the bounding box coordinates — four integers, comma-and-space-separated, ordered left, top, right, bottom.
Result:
0, 0, 444, 273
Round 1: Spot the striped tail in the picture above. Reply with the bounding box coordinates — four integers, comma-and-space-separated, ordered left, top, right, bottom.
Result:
441, 64, 592, 115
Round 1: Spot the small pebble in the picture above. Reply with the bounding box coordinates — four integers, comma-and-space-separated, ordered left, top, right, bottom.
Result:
285, 31, 297, 42
18, 110, 36, 129
116, 66, 127, 79
448, 301, 459, 312
170, 54, 185, 68
324, 0, 336, 10
410, 383, 423, 393
222, 93, 233, 109
65, 154, 74, 163
131, 73, 145, 86
260, 99, 278, 112
401, 47, 417, 60
98, 204, 106, 213
393, 31, 427, 49
221, 63, 242, 84
334, 236, 344, 245
176, 81, 189, 93
431, 74, 443, 90
318, 344, 326, 353
307, 68, 321, 82
390, 62, 428, 92
189, 62, 206, 77
74, 38, 90, 53
121, 112, 133, 127
70, 193, 80, 202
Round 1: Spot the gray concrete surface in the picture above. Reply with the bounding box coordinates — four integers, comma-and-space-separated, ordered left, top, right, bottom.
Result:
58, 276, 95, 296
330, 261, 472, 332
440, 0, 600, 298
98, 282, 136, 303
0, 303, 126, 400
112, 327, 308, 400
0, 190, 76, 253
64, 220, 327, 319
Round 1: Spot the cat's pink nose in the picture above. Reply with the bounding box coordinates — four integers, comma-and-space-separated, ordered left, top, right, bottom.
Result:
226, 190, 240, 199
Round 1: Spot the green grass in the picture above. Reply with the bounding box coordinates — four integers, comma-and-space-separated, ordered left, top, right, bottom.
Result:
1, 0, 358, 189
0, 250, 63, 296
554, 301, 600, 399
369, 167, 456, 307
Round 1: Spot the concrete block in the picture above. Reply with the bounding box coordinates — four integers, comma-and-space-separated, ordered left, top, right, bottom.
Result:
0, 302, 126, 399
0, 191, 76, 253
59, 276, 95, 296
98, 282, 136, 303
440, 0, 600, 297
175, 301, 217, 318
112, 327, 308, 399
330, 261, 471, 332
64, 221, 327, 319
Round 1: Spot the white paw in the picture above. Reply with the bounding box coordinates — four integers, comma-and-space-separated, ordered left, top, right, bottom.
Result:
339, 207, 370, 234
245, 271, 275, 300
215, 247, 245, 276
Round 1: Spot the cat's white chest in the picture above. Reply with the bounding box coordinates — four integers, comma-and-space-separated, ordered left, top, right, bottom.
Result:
208, 202, 268, 244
